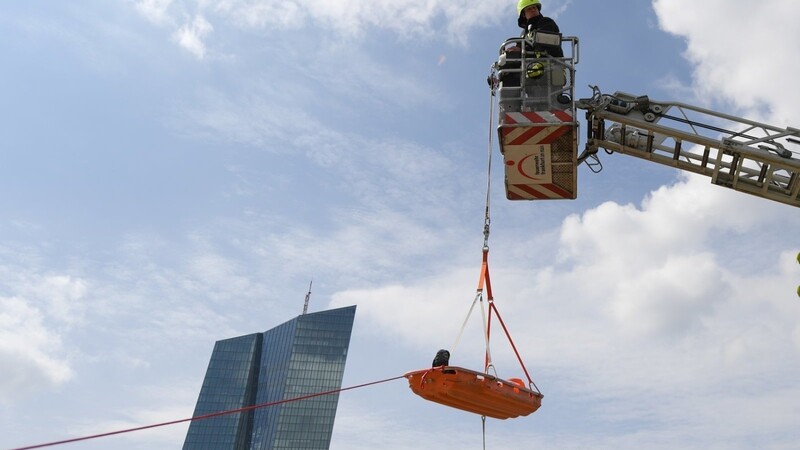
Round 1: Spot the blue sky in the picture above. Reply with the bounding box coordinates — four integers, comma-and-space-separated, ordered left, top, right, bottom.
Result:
2, 0, 799, 449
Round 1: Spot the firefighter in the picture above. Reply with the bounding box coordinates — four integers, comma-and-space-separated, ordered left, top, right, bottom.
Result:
516, 0, 563, 58
496, 0, 566, 111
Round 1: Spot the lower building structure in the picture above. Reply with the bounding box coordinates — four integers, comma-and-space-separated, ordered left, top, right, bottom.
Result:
182, 305, 357, 450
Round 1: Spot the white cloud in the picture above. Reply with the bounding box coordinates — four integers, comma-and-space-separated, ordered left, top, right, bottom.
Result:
330, 269, 476, 348
214, 0, 510, 41
653, 0, 800, 126
138, 0, 523, 52
22, 275, 88, 325
133, 0, 175, 25
215, 0, 305, 29
172, 14, 213, 59
608, 252, 724, 336
0, 296, 73, 400
176, 38, 441, 140
0, 258, 92, 401
253, 205, 465, 287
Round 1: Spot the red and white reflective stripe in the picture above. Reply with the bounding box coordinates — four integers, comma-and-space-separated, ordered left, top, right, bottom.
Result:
503, 125, 571, 146
507, 183, 573, 200
504, 110, 573, 124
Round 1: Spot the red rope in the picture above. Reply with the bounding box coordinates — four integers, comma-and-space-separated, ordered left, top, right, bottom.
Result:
9, 375, 405, 450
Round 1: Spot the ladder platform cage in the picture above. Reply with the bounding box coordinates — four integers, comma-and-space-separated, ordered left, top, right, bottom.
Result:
494, 32, 580, 201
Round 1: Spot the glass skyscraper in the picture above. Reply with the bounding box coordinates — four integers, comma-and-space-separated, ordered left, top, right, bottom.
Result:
183, 305, 357, 450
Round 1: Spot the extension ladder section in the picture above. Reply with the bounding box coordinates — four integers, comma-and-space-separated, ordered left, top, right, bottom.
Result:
582, 92, 800, 208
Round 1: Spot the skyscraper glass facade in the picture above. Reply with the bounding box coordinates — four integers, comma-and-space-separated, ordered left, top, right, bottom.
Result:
183, 305, 356, 450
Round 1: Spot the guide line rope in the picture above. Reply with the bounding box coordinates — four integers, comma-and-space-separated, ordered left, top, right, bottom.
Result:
8, 375, 406, 450
479, 64, 498, 450
484, 70, 496, 251
453, 83, 500, 363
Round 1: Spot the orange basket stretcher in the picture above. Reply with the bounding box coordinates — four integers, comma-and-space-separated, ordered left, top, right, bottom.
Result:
404, 366, 543, 419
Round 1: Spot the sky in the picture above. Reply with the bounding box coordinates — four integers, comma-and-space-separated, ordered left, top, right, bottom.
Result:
1, 0, 800, 449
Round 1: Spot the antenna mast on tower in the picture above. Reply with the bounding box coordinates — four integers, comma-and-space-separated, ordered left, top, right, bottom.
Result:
302, 280, 313, 315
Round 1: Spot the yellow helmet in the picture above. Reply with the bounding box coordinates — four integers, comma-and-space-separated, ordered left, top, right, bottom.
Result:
517, 0, 541, 15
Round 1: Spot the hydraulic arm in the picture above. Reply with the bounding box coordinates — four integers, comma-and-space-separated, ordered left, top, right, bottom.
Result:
576, 87, 800, 208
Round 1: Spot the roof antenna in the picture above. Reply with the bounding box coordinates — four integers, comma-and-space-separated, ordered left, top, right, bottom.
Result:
302, 280, 313, 315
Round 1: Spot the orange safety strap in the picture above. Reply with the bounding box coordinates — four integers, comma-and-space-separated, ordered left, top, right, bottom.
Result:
476, 248, 540, 394
477, 248, 493, 371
